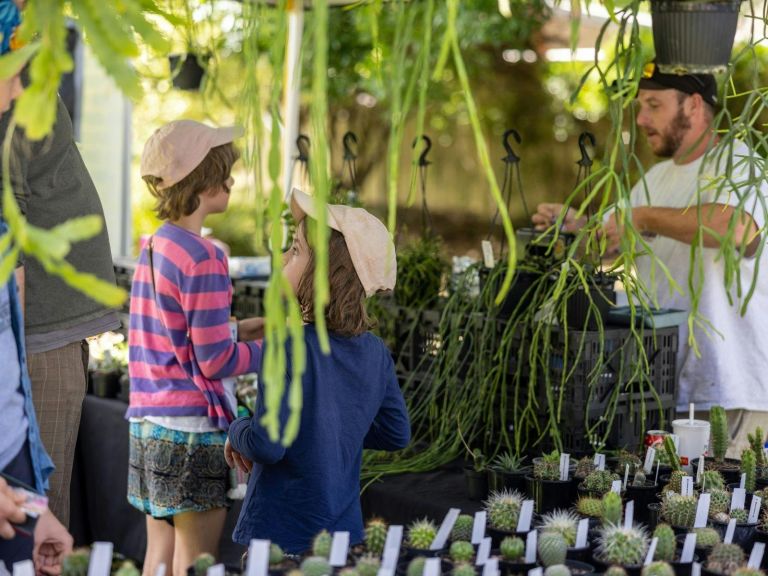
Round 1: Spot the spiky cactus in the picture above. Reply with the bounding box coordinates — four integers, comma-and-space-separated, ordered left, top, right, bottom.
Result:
451, 514, 474, 542
641, 562, 675, 576
499, 536, 525, 561
616, 450, 642, 475
708, 489, 732, 517
538, 509, 579, 547
596, 524, 650, 567
730, 508, 749, 524
484, 489, 524, 531
365, 518, 388, 555
602, 491, 622, 527
576, 496, 603, 518
741, 448, 757, 493
706, 543, 746, 575
583, 470, 621, 496
269, 543, 284, 566
762, 509, 768, 531
450, 541, 475, 563
407, 558, 426, 576
652, 524, 676, 562
312, 530, 332, 558
452, 564, 476, 576
605, 568, 628, 576
114, 562, 140, 576
575, 456, 596, 479
663, 470, 688, 494
661, 494, 697, 528
191, 553, 216, 576
407, 518, 437, 550
711, 406, 729, 464
694, 527, 722, 549
538, 532, 567, 567
62, 549, 90, 576
632, 471, 648, 486
712, 512, 731, 524
544, 565, 572, 576
301, 557, 333, 576
355, 555, 381, 576
732, 569, 767, 576
535, 450, 562, 481
748, 426, 766, 471
339, 569, 359, 576
701, 470, 726, 491
663, 435, 682, 472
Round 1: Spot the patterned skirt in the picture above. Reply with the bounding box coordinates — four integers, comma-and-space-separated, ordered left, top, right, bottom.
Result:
127, 421, 230, 518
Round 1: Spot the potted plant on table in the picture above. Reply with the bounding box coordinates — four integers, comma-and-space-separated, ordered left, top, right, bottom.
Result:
88, 332, 127, 400
696, 406, 741, 484
488, 452, 530, 494
527, 450, 574, 514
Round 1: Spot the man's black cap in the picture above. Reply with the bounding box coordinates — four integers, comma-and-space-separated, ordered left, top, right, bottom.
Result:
638, 60, 718, 107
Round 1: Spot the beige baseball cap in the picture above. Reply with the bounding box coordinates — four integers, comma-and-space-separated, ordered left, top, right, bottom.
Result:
140, 120, 244, 190
290, 188, 397, 297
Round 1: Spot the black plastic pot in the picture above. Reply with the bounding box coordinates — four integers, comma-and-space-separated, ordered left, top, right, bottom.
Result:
565, 559, 595, 575
565, 545, 592, 564
399, 546, 444, 561
479, 267, 546, 321
564, 273, 616, 330
497, 559, 536, 576
169, 53, 206, 91
710, 519, 758, 549
526, 475, 573, 514
486, 526, 529, 549
90, 370, 121, 399
647, 502, 663, 531
692, 458, 742, 487
488, 468, 530, 495
625, 482, 659, 524
649, 0, 743, 75
726, 482, 755, 510
465, 467, 489, 501
590, 556, 642, 576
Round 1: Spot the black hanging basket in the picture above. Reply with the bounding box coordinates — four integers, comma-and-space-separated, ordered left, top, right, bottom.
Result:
650, 0, 743, 75
169, 53, 206, 91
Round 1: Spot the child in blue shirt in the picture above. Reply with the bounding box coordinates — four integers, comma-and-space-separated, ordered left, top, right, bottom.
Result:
225, 188, 410, 554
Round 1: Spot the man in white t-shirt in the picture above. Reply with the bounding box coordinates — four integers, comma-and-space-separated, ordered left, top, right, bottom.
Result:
533, 61, 768, 456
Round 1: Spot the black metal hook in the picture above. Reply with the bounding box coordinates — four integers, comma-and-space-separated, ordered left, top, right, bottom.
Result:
296, 134, 310, 162
412, 135, 432, 167
342, 131, 358, 161
502, 129, 521, 164
577, 131, 596, 168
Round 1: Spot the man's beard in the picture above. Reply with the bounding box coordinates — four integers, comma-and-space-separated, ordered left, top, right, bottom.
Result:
654, 105, 691, 158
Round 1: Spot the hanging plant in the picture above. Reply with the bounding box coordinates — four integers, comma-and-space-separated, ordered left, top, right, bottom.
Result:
394, 234, 445, 309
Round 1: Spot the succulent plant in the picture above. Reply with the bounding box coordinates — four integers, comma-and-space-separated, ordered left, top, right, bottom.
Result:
492, 452, 528, 473
301, 556, 333, 576
615, 450, 642, 475
712, 512, 731, 524
407, 557, 426, 576
499, 536, 525, 561
762, 509, 768, 531
538, 532, 568, 567
269, 543, 284, 565
114, 562, 140, 576
748, 426, 766, 470
544, 565, 572, 576
708, 488, 732, 517
62, 549, 90, 576
450, 541, 475, 563
730, 508, 749, 524
605, 568, 629, 576
576, 496, 603, 518
534, 450, 563, 481
484, 488, 524, 531
355, 554, 381, 576
338, 569, 359, 576
700, 470, 726, 491
574, 456, 596, 479
732, 569, 767, 576
641, 562, 675, 576
741, 448, 757, 493
407, 518, 438, 550
365, 518, 388, 556
664, 470, 689, 494
706, 543, 746, 575
663, 435, 682, 472
632, 470, 648, 486
451, 514, 474, 542
452, 563, 477, 576
312, 530, 332, 558
595, 524, 650, 567
583, 470, 621, 496
652, 524, 676, 562
538, 509, 580, 547
661, 494, 697, 528
711, 406, 729, 463
191, 553, 216, 576
694, 527, 722, 549
602, 491, 623, 527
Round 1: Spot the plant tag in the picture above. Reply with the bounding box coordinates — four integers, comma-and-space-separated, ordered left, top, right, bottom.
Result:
611, 479, 623, 494
329, 531, 350, 567
724, 518, 737, 544
623, 464, 630, 490
741, 473, 747, 490
576, 519, 589, 549
12, 561, 33, 576
88, 542, 114, 576
655, 461, 661, 485
694, 493, 711, 528
527, 569, 543, 576
696, 455, 704, 485
594, 453, 606, 471
517, 501, 535, 533
681, 533, 697, 563
525, 530, 537, 564
643, 447, 656, 474
246, 540, 270, 576
731, 488, 746, 512
476, 537, 492, 566
644, 537, 658, 566
481, 241, 495, 268
750, 496, 762, 524
482, 557, 499, 576
424, 557, 441, 576
749, 542, 766, 569
154, 565, 166, 576
692, 562, 701, 576
432, 508, 460, 550
382, 526, 404, 569
671, 434, 680, 451
377, 569, 395, 576
624, 500, 634, 529
472, 511, 487, 545
207, 565, 225, 576
681, 476, 694, 497
559, 453, 570, 481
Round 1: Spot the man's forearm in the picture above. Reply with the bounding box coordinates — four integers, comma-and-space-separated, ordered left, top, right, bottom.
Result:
14, 265, 24, 317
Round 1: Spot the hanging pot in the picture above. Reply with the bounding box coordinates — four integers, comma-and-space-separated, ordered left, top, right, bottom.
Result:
649, 0, 744, 75
169, 53, 206, 91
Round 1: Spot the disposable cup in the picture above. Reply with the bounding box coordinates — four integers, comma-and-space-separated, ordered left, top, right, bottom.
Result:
672, 419, 710, 469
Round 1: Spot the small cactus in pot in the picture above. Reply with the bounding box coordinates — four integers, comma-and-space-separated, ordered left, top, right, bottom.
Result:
365, 518, 388, 555
652, 524, 676, 562
595, 524, 650, 567
741, 448, 757, 494
534, 450, 563, 481
708, 488, 732, 517
602, 491, 623, 527
694, 526, 722, 549
632, 470, 649, 486
574, 456, 596, 479
406, 557, 426, 576
312, 530, 332, 558
451, 514, 474, 542
575, 496, 603, 518
301, 557, 333, 576
538, 509, 579, 547
700, 470, 726, 491
732, 569, 767, 576
483, 488, 524, 531
660, 493, 697, 528
191, 553, 216, 576
269, 543, 284, 566
407, 518, 438, 550
537, 532, 567, 567
452, 564, 476, 576
641, 562, 675, 576
355, 555, 381, 576
582, 470, 621, 496
705, 542, 746, 575
544, 565, 571, 576
499, 536, 525, 562
449, 541, 475, 564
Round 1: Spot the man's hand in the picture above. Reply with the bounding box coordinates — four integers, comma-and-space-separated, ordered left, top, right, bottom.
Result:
33, 510, 73, 576
0, 477, 26, 539
237, 317, 265, 342
531, 203, 585, 233
224, 438, 253, 474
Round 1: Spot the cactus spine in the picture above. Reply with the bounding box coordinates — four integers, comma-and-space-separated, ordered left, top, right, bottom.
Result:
596, 524, 650, 567
602, 491, 623, 527
652, 524, 676, 562
576, 496, 603, 518
365, 518, 388, 555
451, 514, 474, 542
583, 470, 621, 496
407, 518, 437, 550
741, 448, 757, 493
661, 494, 697, 528
538, 509, 579, 547
499, 536, 525, 561
694, 527, 722, 549
708, 489, 732, 517
538, 532, 567, 567
706, 542, 746, 575
575, 456, 596, 479
711, 406, 729, 463
701, 470, 726, 491
535, 450, 562, 481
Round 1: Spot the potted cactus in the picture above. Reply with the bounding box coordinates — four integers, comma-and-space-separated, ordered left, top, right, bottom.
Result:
497, 536, 534, 574
364, 518, 388, 557
450, 514, 474, 544
267, 543, 298, 575
573, 456, 597, 482
483, 489, 526, 546
449, 541, 475, 565
487, 452, 530, 494
641, 562, 675, 576
747, 427, 768, 489
404, 518, 441, 558
625, 469, 659, 525
593, 523, 651, 575
527, 450, 574, 514
538, 509, 589, 563
300, 556, 333, 576
702, 542, 746, 576
660, 493, 698, 533
652, 524, 697, 574
694, 406, 741, 484
578, 470, 621, 498
709, 504, 758, 550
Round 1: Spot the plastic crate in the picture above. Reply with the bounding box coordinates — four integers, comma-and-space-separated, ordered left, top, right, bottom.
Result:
113, 257, 137, 314
392, 306, 442, 378
231, 279, 267, 319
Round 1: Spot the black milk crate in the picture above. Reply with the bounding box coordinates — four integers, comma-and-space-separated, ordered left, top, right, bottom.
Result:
231, 279, 268, 319
391, 306, 442, 378
113, 257, 137, 314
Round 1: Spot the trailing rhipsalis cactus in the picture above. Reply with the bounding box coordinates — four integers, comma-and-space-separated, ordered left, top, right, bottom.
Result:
365, 518, 388, 556
544, 566, 572, 576
632, 471, 648, 486
269, 543, 284, 565
652, 524, 676, 562
661, 494, 697, 528
596, 524, 650, 566
450, 541, 475, 563
312, 530, 332, 558
407, 557, 426, 576
663, 436, 682, 472
694, 527, 722, 549
451, 514, 474, 542
538, 532, 567, 567
191, 553, 216, 576
301, 557, 333, 576
499, 536, 525, 561
355, 555, 381, 576
706, 543, 746, 575
62, 549, 90, 576
538, 509, 579, 547
575, 456, 596, 479
407, 519, 437, 550
710, 406, 729, 464
641, 562, 675, 576
708, 489, 732, 517
741, 448, 757, 493
602, 491, 623, 527
701, 470, 726, 491
535, 450, 562, 481
484, 489, 524, 531
583, 470, 621, 496
452, 564, 476, 576
576, 496, 603, 518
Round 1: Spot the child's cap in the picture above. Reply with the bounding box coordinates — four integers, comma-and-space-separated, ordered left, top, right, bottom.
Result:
290, 187, 397, 297
141, 120, 244, 190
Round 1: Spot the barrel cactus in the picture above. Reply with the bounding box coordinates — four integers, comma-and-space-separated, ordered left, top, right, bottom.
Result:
538, 509, 579, 547
652, 524, 676, 562
544, 565, 572, 576
62, 549, 91, 576
694, 527, 722, 549
365, 518, 388, 555
407, 518, 438, 550
355, 555, 381, 576
595, 524, 650, 567
605, 568, 629, 576
538, 531, 568, 567
269, 543, 284, 565
732, 569, 767, 576
663, 470, 688, 494
641, 562, 675, 576
312, 530, 332, 558
575, 456, 596, 479
407, 557, 426, 576
708, 489, 732, 517
700, 470, 726, 491
301, 557, 333, 576
453, 564, 476, 576
661, 494, 697, 528
114, 562, 140, 576
583, 470, 621, 496
602, 491, 623, 527
535, 450, 562, 481
191, 553, 216, 576
484, 488, 524, 531
706, 543, 746, 575
451, 514, 474, 542
450, 541, 475, 564
576, 496, 603, 518
499, 536, 525, 562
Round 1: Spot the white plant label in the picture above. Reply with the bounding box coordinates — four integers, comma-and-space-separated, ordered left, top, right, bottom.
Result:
749, 542, 766, 569
88, 542, 114, 576
594, 453, 606, 471
559, 453, 570, 481
246, 540, 270, 576
731, 488, 746, 512
472, 511, 487, 545
382, 526, 404, 569
624, 500, 635, 529
154, 565, 166, 576
694, 493, 711, 528
611, 479, 623, 494
481, 241, 495, 268
12, 562, 33, 576
525, 530, 537, 564
329, 531, 350, 567
576, 519, 589, 549
724, 518, 737, 544
527, 569, 543, 576
377, 569, 395, 576
644, 537, 658, 566
692, 562, 701, 576
696, 455, 704, 485
643, 447, 656, 474
517, 501, 534, 533
207, 565, 225, 576
681, 476, 694, 497
750, 496, 762, 524
482, 558, 499, 576
623, 464, 630, 490
681, 533, 697, 563
476, 537, 492, 566
655, 461, 661, 485
424, 557, 441, 576
740, 473, 747, 490
432, 509, 460, 550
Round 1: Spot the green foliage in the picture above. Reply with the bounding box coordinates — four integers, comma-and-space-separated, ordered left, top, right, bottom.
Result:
269, 543, 284, 566
451, 514, 474, 543
576, 496, 603, 519
114, 561, 140, 576
492, 452, 528, 473
312, 530, 332, 558
538, 509, 580, 547
394, 235, 445, 309
407, 518, 437, 550
701, 470, 726, 491
537, 531, 567, 567
483, 488, 523, 531
748, 427, 767, 471
365, 518, 388, 556
192, 553, 216, 576
499, 536, 525, 561
596, 524, 650, 567
602, 491, 622, 527
300, 557, 333, 576
694, 527, 721, 549
741, 448, 757, 493
582, 470, 620, 496
641, 562, 675, 576
661, 494, 697, 529
534, 450, 562, 481
406, 557, 426, 576
544, 566, 571, 576
355, 554, 381, 576
449, 540, 475, 563
711, 406, 729, 463
652, 524, 676, 563
706, 543, 746, 576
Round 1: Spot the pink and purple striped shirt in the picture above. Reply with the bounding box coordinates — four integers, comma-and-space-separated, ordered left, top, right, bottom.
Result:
126, 222, 262, 430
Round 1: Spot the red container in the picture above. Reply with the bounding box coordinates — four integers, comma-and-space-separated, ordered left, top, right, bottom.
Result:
645, 429, 670, 449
